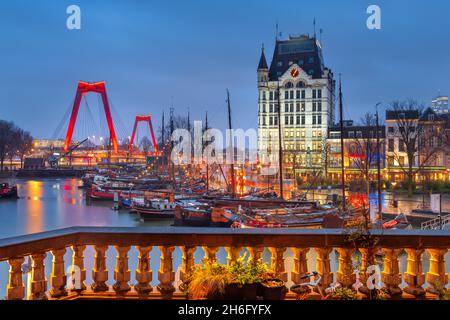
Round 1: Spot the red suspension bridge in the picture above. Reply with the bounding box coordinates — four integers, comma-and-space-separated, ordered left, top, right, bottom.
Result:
47, 81, 160, 165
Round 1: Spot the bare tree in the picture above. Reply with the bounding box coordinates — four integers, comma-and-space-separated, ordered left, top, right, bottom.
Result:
139, 136, 153, 154
0, 121, 33, 171
388, 100, 438, 197
17, 130, 33, 169
348, 113, 381, 228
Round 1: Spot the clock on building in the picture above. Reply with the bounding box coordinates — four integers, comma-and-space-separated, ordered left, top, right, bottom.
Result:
290, 68, 300, 78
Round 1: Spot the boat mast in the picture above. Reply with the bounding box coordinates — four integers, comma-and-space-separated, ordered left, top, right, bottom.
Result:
339, 75, 346, 211
276, 82, 284, 200
227, 89, 236, 198
161, 111, 165, 170
204, 111, 209, 192
170, 107, 175, 191
376, 108, 382, 222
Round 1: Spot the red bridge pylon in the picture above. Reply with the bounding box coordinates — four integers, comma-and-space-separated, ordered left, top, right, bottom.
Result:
64, 81, 119, 153
129, 115, 158, 154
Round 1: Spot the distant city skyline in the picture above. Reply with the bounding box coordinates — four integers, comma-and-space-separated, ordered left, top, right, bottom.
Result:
1, 0, 449, 139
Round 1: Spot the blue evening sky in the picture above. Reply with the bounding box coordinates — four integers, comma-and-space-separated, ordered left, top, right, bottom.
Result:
0, 0, 449, 139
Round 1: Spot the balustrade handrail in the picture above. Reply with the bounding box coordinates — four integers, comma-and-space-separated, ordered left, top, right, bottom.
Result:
1, 226, 450, 261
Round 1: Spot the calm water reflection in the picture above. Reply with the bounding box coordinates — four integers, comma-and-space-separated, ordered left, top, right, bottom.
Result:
0, 178, 448, 298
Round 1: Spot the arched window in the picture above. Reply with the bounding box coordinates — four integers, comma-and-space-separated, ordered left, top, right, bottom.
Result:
296, 81, 305, 88
284, 82, 294, 89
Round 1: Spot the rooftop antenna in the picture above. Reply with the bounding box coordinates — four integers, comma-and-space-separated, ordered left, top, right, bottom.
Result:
187, 107, 191, 132
313, 17, 316, 38
275, 21, 279, 40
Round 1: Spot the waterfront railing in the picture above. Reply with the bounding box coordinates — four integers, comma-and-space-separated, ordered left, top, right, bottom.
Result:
0, 227, 448, 299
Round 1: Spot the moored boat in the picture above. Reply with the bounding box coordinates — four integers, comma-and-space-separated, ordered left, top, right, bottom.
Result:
0, 183, 18, 199
133, 199, 177, 219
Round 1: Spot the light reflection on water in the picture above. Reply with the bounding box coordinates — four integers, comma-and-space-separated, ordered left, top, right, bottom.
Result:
0, 178, 448, 298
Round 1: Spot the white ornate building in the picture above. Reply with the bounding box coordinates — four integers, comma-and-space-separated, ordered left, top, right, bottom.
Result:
257, 34, 335, 179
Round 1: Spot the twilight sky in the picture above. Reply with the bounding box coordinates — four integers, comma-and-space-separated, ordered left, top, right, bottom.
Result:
0, 0, 449, 140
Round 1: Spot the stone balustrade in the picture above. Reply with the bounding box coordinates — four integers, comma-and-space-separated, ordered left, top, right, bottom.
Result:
0, 227, 449, 300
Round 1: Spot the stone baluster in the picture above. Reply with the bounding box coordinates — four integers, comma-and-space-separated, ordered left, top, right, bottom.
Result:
336, 248, 356, 288
30, 253, 48, 300
291, 248, 309, 289
225, 246, 242, 266
91, 245, 109, 292
113, 246, 131, 293
315, 247, 333, 289
247, 247, 264, 261
179, 246, 196, 291
157, 246, 175, 299
135, 246, 153, 294
381, 248, 402, 297
50, 248, 68, 298
404, 249, 425, 297
269, 247, 287, 282
426, 249, 448, 294
7, 257, 25, 300
202, 246, 219, 264
358, 247, 378, 294
70, 245, 86, 291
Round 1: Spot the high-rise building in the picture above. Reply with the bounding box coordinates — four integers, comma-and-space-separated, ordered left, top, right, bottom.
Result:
257, 34, 335, 179
431, 95, 449, 114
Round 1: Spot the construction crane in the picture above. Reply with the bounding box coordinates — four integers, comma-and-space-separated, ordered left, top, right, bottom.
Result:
48, 138, 89, 167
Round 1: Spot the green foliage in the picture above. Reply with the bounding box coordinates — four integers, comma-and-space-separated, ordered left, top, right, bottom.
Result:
187, 255, 274, 299
432, 280, 450, 300
423, 180, 450, 193
400, 179, 416, 192
328, 287, 359, 300
228, 254, 270, 285
187, 262, 231, 299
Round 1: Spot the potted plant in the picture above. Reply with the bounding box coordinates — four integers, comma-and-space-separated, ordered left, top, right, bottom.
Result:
228, 257, 266, 300
186, 262, 231, 300
325, 287, 359, 300
257, 270, 287, 300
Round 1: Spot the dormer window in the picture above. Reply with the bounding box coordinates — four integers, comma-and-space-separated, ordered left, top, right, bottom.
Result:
277, 61, 283, 67
284, 82, 294, 89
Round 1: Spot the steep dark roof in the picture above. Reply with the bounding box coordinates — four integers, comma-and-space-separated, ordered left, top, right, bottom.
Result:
268, 35, 324, 81
385, 110, 419, 120
328, 125, 386, 139
257, 47, 268, 70
419, 107, 446, 122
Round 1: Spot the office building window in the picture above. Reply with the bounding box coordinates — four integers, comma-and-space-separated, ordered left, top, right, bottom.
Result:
388, 139, 394, 152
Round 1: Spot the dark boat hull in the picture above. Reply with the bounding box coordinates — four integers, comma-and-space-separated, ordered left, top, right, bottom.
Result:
174, 207, 211, 227
0, 186, 18, 199
135, 206, 175, 219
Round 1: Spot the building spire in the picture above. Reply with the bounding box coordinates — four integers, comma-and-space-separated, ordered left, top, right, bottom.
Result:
257, 44, 268, 70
